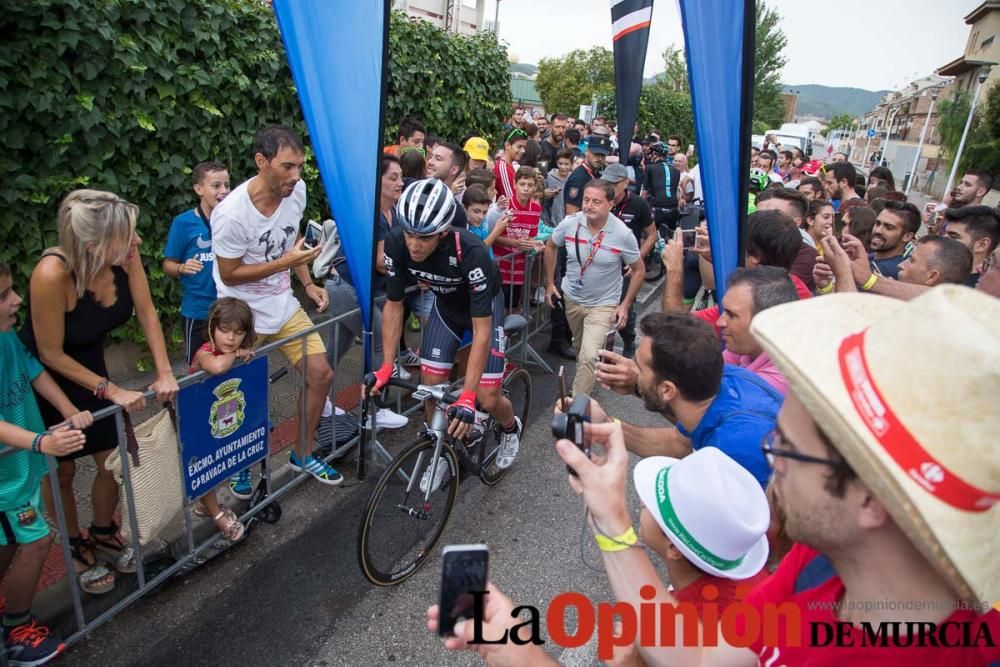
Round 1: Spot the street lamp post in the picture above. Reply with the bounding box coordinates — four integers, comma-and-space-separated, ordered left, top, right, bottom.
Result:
943, 64, 993, 198
904, 86, 942, 195
493, 0, 501, 40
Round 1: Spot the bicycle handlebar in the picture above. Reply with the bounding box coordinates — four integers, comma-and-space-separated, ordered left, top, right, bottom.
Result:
363, 372, 461, 406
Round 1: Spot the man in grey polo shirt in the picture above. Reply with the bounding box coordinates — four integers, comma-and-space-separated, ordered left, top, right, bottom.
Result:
544, 179, 644, 396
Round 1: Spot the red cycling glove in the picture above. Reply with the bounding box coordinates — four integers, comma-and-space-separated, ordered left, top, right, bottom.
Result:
372, 362, 394, 392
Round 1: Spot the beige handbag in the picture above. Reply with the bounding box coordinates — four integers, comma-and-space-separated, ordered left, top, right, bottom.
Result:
104, 404, 184, 547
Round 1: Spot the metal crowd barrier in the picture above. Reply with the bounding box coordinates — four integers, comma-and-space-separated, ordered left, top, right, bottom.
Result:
7, 247, 560, 654
11, 300, 422, 650
495, 248, 554, 375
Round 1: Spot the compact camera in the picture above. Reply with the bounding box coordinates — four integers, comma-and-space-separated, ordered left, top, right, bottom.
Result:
551, 394, 591, 476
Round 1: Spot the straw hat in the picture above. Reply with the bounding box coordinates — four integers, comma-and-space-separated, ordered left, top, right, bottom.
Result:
633, 448, 770, 580
750, 285, 1000, 606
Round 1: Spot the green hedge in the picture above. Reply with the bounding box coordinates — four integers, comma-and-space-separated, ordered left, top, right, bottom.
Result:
596, 84, 694, 148
0, 2, 510, 348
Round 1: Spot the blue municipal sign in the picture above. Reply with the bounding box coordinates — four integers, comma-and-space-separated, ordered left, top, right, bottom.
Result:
178, 355, 269, 500
867, 128, 877, 138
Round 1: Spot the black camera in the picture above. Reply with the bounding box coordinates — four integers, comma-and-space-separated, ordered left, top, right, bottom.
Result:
551, 394, 591, 476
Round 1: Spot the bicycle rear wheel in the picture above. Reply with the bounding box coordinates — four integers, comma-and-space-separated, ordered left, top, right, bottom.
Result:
357, 437, 459, 586
479, 367, 532, 485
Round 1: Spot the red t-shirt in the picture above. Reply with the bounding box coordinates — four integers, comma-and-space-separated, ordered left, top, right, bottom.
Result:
189, 342, 222, 373
743, 544, 1000, 665
674, 570, 769, 617
693, 273, 812, 337
494, 157, 517, 202
493, 196, 541, 285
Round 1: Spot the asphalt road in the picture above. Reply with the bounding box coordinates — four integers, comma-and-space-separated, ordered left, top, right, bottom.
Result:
58, 287, 670, 667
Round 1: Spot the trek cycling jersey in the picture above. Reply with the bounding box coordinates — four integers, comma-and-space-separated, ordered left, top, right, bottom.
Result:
383, 226, 501, 330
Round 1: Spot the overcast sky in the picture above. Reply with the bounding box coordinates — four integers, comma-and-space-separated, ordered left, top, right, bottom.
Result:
489, 0, 977, 91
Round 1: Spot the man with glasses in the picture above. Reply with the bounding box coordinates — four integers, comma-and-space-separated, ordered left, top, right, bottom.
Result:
552, 286, 1000, 666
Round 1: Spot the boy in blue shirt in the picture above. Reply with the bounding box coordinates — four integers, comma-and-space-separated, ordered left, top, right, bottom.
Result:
163, 161, 231, 363
0, 260, 93, 666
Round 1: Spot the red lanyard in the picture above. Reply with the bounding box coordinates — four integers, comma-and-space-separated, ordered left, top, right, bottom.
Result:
613, 193, 629, 219
575, 224, 606, 279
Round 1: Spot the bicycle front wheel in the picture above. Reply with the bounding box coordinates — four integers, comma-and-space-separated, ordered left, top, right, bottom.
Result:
357, 436, 459, 586
479, 367, 532, 485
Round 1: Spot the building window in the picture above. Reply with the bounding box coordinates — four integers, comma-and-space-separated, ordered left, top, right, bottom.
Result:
982, 35, 995, 50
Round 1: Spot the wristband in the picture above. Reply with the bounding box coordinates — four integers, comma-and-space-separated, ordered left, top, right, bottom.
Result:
817, 282, 834, 294
595, 525, 638, 552
94, 378, 109, 400
860, 274, 878, 291
31, 433, 44, 454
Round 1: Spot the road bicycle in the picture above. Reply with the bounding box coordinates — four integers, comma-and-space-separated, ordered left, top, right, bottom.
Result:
356, 315, 532, 586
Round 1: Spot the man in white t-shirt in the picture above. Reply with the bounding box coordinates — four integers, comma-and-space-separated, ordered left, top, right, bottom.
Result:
212, 126, 341, 486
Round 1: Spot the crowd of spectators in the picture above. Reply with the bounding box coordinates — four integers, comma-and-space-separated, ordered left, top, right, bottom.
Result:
2, 103, 999, 665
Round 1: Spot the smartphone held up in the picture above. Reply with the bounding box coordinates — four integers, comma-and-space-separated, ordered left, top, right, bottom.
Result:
438, 544, 489, 637
303, 220, 323, 249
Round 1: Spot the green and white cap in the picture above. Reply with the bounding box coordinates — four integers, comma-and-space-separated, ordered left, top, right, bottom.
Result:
633, 448, 770, 579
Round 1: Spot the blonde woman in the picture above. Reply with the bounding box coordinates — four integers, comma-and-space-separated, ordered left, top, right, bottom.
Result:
20, 189, 178, 594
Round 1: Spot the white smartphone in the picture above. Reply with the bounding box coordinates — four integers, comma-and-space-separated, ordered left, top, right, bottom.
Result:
438, 544, 489, 637
303, 220, 323, 249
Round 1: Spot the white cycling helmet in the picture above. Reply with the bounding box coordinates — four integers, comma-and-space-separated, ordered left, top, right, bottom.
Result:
397, 178, 456, 236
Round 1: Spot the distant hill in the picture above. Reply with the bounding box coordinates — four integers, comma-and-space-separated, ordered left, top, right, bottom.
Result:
784, 84, 889, 120
509, 63, 538, 77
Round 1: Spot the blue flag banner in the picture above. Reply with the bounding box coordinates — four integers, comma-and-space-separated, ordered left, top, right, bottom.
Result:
272, 0, 388, 344
677, 0, 755, 299
611, 0, 654, 146
178, 356, 270, 501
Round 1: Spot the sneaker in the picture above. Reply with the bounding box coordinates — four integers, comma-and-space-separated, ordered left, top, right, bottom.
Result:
288, 452, 343, 486
496, 417, 522, 469
229, 469, 253, 500
419, 456, 449, 494
398, 348, 421, 367
3, 617, 65, 667
371, 408, 408, 430
393, 363, 412, 382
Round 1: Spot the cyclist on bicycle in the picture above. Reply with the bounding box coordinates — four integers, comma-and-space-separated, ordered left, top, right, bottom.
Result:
641, 142, 683, 235
370, 178, 522, 468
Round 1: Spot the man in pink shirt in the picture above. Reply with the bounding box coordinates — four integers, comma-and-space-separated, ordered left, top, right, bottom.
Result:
717, 266, 800, 394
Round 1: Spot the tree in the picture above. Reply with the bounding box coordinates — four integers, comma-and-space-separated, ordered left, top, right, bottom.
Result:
822, 113, 856, 137
0, 2, 511, 347
753, 0, 788, 130
662, 45, 688, 93
596, 83, 694, 148
535, 47, 614, 115
938, 84, 1000, 176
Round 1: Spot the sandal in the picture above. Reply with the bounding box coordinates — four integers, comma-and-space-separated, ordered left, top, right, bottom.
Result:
90, 523, 138, 574
212, 508, 244, 542
192, 500, 210, 519
68, 536, 115, 595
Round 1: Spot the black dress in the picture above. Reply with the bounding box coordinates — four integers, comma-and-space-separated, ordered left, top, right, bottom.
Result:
20, 253, 135, 461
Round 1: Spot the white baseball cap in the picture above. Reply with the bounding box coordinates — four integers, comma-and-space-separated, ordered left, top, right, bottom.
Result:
633, 448, 770, 579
